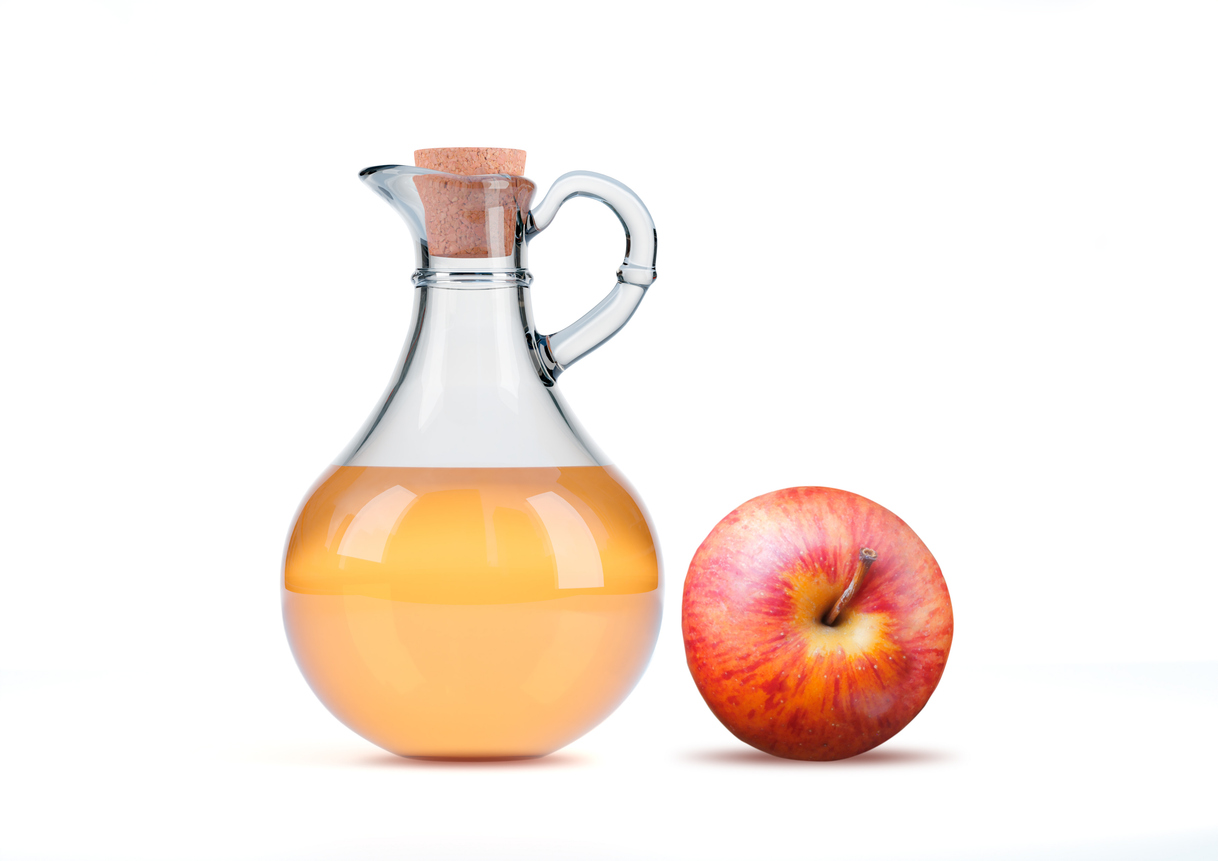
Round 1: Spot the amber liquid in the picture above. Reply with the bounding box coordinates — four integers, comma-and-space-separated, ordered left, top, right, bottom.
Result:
283, 465, 661, 758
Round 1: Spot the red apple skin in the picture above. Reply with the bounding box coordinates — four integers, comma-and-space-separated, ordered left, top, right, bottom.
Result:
682, 487, 953, 761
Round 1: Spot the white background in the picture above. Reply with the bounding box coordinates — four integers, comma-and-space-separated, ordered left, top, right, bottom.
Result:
2, 1, 1216, 858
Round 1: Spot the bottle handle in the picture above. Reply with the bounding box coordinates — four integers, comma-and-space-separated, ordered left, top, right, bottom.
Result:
526, 171, 657, 377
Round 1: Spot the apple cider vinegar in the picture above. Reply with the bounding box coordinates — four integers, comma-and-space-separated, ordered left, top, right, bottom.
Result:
284, 149, 662, 757
283, 465, 661, 758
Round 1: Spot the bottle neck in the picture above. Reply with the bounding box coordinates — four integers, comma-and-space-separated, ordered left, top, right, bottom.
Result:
335, 279, 606, 468
408, 280, 550, 392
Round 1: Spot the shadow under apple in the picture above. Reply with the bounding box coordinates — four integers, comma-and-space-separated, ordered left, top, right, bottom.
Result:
683, 746, 956, 767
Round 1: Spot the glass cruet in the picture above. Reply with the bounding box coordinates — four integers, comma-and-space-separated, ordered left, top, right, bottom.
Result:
282, 148, 661, 759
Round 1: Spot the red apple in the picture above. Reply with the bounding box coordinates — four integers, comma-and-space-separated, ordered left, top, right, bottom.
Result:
682, 487, 953, 760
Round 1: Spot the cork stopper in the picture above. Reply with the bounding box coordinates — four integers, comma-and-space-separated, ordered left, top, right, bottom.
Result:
414, 148, 527, 176
412, 148, 535, 259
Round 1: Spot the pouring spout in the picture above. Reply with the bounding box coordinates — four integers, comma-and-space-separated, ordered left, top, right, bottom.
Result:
359, 163, 536, 270
359, 164, 434, 269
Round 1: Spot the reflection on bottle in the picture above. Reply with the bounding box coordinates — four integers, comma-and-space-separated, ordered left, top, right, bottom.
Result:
526, 491, 605, 589
337, 485, 417, 563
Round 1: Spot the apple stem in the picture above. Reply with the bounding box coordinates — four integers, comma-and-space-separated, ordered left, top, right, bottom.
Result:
823, 548, 878, 626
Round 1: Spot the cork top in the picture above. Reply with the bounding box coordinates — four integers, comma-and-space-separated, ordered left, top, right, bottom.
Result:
414, 148, 527, 177
411, 148, 534, 259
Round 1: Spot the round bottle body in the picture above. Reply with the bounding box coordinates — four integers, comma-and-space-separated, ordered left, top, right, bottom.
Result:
283, 463, 661, 758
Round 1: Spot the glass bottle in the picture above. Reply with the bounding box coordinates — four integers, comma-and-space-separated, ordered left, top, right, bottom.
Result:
282, 148, 661, 759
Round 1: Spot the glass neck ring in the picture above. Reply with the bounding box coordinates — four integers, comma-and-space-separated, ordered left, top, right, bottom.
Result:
412, 269, 532, 289
413, 252, 532, 288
